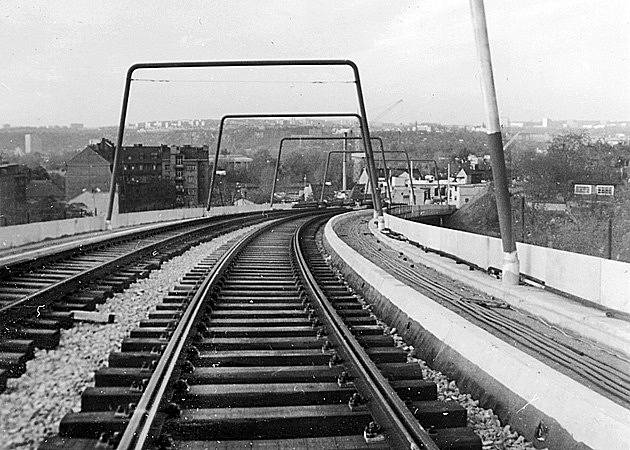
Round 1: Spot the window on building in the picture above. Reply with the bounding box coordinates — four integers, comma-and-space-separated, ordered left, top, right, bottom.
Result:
573, 184, 592, 195
596, 185, 614, 196
138, 164, 143, 171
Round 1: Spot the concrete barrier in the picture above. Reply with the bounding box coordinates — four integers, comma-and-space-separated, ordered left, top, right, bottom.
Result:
385, 213, 630, 314
0, 203, 291, 252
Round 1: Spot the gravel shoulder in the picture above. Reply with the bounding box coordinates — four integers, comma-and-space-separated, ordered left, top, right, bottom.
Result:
0, 223, 262, 450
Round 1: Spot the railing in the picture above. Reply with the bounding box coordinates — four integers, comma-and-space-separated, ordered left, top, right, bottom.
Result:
388, 204, 456, 220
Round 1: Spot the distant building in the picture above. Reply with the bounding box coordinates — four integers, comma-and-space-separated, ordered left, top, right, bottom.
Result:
217, 154, 253, 172
163, 145, 210, 207
65, 138, 113, 200
0, 164, 29, 226
449, 183, 489, 208
67, 190, 114, 217
572, 182, 617, 200
66, 139, 210, 212
70, 123, 84, 129
455, 168, 491, 184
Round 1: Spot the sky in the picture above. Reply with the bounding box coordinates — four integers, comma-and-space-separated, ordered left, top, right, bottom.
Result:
1, 0, 628, 127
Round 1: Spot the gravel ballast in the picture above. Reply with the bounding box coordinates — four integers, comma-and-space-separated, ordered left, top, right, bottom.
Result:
0, 223, 262, 449
317, 226, 536, 450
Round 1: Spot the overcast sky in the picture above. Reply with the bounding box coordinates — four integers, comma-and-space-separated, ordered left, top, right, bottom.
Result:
1, 0, 628, 127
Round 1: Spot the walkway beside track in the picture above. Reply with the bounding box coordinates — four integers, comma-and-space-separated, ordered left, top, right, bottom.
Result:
324, 210, 630, 450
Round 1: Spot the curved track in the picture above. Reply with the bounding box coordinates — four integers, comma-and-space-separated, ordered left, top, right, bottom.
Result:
41, 212, 481, 449
333, 212, 630, 410
0, 210, 290, 390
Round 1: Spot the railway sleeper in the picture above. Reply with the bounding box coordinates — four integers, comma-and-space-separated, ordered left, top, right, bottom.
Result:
0, 351, 28, 377
166, 404, 373, 441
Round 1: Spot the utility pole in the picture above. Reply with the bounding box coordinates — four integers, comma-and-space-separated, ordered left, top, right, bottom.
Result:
342, 132, 348, 191
470, 0, 520, 285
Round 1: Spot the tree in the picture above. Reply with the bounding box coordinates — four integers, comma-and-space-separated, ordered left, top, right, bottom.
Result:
29, 165, 50, 180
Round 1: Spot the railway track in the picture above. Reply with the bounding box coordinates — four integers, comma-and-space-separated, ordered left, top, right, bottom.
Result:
41, 212, 480, 449
333, 213, 630, 410
0, 209, 291, 391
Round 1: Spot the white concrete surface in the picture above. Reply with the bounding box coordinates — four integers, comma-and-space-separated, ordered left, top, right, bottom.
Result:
0, 204, 286, 252
385, 213, 630, 314
372, 215, 630, 357
325, 213, 630, 450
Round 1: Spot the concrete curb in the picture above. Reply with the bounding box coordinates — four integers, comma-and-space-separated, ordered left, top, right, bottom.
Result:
323, 211, 630, 450
370, 217, 630, 359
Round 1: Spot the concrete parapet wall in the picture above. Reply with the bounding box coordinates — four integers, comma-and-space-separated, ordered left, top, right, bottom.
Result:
324, 214, 630, 450
0, 203, 287, 251
0, 216, 106, 250
385, 213, 630, 314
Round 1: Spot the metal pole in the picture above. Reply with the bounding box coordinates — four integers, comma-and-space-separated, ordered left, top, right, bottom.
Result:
521, 196, 526, 243
207, 117, 226, 210
209, 113, 367, 211
342, 132, 347, 191
106, 70, 133, 225
447, 163, 451, 204
404, 154, 416, 206
270, 140, 285, 206
271, 136, 397, 208
320, 151, 333, 203
350, 63, 384, 228
320, 148, 406, 205
375, 137, 394, 206
470, 0, 519, 284
607, 216, 613, 260
409, 160, 415, 205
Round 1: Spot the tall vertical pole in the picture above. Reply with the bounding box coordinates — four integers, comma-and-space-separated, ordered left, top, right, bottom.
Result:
106, 70, 133, 226
206, 118, 225, 211
470, 0, 519, 285
342, 132, 348, 191
409, 161, 415, 205
607, 216, 613, 260
270, 140, 285, 207
521, 196, 526, 242
350, 64, 384, 229
447, 163, 451, 204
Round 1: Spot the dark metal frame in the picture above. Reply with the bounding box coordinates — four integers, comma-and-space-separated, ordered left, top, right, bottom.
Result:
319, 149, 415, 204
272, 136, 395, 207
207, 113, 376, 209
105, 60, 382, 222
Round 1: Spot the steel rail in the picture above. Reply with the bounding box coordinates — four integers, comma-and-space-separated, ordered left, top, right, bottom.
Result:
292, 216, 439, 450
106, 60, 383, 225
116, 211, 321, 449
0, 210, 289, 326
